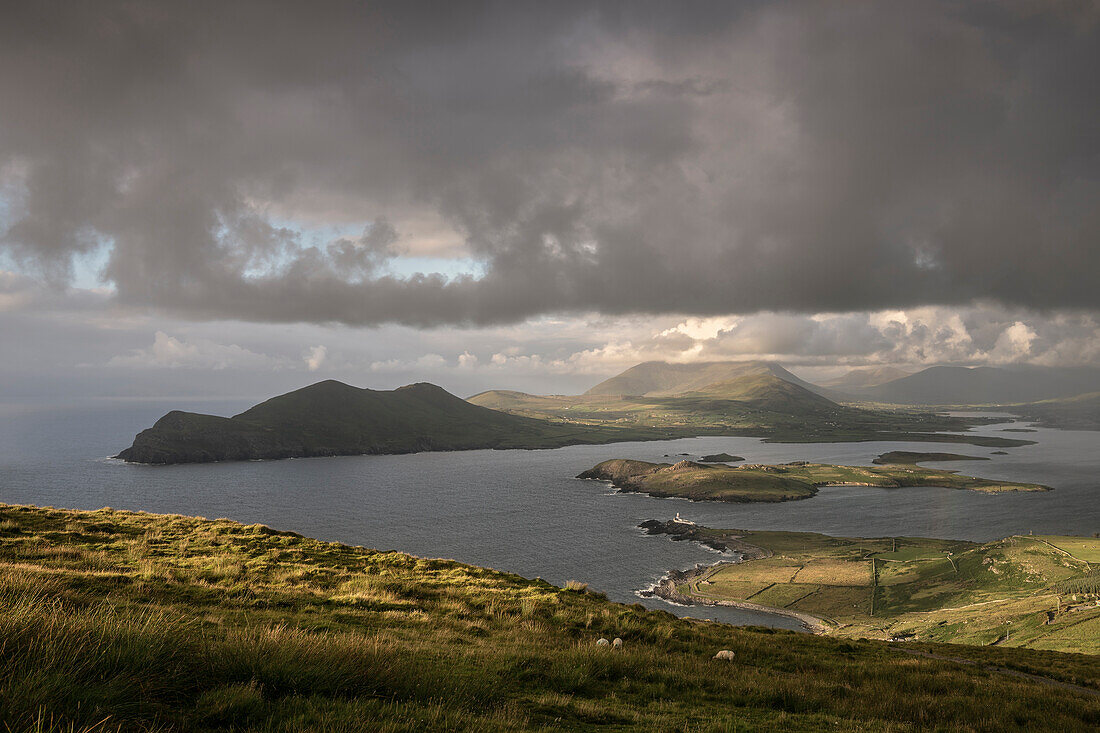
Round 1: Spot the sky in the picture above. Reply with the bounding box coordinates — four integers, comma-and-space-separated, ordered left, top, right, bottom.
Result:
2, 1, 1099, 406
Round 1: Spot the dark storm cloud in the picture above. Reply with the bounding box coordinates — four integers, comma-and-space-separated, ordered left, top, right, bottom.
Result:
0, 0, 1098, 325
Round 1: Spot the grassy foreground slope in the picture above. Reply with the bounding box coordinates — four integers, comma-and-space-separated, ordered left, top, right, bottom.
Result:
659, 527, 1100, 655
2, 505, 1098, 731
117, 381, 670, 464
579, 459, 1050, 503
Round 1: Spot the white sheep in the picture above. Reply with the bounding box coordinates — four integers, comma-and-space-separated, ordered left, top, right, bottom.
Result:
596, 638, 610, 646
612, 637, 622, 649
713, 650, 736, 661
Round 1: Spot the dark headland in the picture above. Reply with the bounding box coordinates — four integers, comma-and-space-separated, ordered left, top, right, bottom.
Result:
115, 380, 666, 464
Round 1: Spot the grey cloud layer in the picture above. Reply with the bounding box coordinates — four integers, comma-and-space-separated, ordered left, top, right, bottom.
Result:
1, 1, 1098, 325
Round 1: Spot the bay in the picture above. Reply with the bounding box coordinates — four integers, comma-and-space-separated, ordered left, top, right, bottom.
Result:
2, 404, 1097, 629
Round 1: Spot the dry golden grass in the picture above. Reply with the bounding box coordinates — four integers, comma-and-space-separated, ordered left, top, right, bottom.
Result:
710, 561, 802, 584
795, 560, 872, 586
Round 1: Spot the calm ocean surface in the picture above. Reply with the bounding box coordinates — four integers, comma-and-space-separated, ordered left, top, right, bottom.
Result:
2, 403, 1098, 629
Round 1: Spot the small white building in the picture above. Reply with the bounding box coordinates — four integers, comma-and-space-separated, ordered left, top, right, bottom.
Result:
673, 512, 696, 526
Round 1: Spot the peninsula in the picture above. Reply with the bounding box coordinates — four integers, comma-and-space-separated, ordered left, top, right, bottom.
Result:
642, 521, 1100, 654
578, 459, 1051, 503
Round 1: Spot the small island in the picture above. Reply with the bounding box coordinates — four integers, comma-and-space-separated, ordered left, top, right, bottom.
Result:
578, 459, 1051, 503
698, 453, 745, 463
871, 451, 989, 465
642, 522, 1100, 653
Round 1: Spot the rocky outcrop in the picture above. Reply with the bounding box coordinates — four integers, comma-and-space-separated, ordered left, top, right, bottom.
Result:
576, 459, 666, 492
639, 520, 772, 558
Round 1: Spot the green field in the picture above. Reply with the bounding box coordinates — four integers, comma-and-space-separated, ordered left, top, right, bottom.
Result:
1037, 535, 1100, 563
672, 528, 1100, 655
579, 459, 1051, 503
1, 504, 1099, 731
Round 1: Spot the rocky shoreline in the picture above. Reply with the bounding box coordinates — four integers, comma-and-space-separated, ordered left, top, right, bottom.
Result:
638, 519, 774, 558
639, 519, 830, 633
648, 561, 830, 634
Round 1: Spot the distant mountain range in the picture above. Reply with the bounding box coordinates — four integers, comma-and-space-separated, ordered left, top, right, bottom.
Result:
576, 359, 1095, 409
821, 366, 911, 389
840, 365, 1100, 405
476, 359, 1100, 431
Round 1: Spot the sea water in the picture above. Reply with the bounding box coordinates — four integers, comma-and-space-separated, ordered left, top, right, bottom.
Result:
2, 403, 1098, 629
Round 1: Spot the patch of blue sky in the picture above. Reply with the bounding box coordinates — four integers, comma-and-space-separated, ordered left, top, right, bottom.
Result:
0, 249, 17, 276
264, 215, 365, 246
254, 215, 487, 282
1, 206, 487, 286
0, 189, 112, 291
0, 241, 112, 291
382, 256, 487, 281
0, 192, 17, 274
0, 189, 17, 224
70, 243, 113, 290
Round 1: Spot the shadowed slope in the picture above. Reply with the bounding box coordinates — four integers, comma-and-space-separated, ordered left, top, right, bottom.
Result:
858, 365, 1100, 405
583, 360, 829, 399
823, 366, 912, 389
